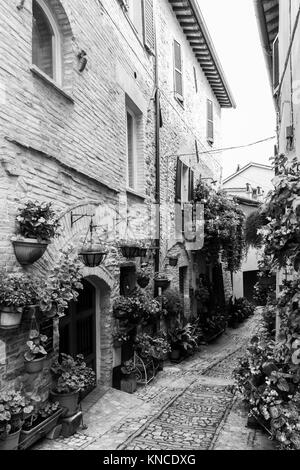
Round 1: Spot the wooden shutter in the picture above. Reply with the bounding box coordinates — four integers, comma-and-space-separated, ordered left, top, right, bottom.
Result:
175, 159, 182, 202
207, 99, 214, 143
143, 0, 155, 53
188, 169, 194, 201
273, 35, 279, 92
174, 40, 183, 101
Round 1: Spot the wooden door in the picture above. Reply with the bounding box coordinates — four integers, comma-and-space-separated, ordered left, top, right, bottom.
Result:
59, 279, 96, 372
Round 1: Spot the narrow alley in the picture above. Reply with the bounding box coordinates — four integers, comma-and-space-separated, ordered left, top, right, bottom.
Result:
34, 312, 275, 451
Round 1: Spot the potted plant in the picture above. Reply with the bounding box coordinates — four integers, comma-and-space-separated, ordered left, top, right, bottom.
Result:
24, 330, 48, 374
168, 323, 198, 361
161, 289, 184, 320
154, 272, 171, 290
12, 200, 60, 266
0, 271, 37, 329
120, 360, 137, 394
50, 354, 93, 417
0, 390, 33, 451
135, 333, 171, 372
136, 268, 150, 289
19, 400, 63, 450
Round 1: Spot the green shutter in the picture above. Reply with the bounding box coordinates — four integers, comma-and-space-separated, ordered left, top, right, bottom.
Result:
143, 0, 155, 53
175, 159, 182, 202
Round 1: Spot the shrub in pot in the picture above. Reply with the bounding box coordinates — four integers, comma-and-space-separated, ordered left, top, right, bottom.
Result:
12, 200, 60, 266
24, 330, 48, 374
168, 323, 198, 360
134, 333, 171, 371
120, 360, 137, 394
0, 271, 38, 329
50, 354, 95, 417
0, 390, 33, 451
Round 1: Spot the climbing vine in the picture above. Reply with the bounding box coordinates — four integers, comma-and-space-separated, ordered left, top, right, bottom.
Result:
194, 180, 245, 272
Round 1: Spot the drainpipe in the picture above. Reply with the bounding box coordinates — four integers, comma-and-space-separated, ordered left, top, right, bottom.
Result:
154, 16, 160, 283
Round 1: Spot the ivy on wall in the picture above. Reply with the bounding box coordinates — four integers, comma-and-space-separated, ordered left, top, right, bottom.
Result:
194, 180, 245, 272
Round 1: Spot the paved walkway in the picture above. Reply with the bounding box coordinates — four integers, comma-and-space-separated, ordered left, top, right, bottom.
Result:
34, 312, 276, 451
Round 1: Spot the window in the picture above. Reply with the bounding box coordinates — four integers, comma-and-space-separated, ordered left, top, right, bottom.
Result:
175, 160, 194, 203
207, 99, 214, 144
273, 35, 279, 93
32, 0, 62, 85
126, 0, 155, 52
126, 98, 144, 193
174, 40, 183, 103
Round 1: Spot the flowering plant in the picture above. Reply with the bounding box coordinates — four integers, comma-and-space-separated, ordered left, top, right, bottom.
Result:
113, 329, 130, 345
15, 200, 60, 241
134, 333, 171, 361
113, 290, 161, 325
51, 354, 96, 394
0, 390, 33, 439
0, 271, 39, 308
24, 330, 48, 362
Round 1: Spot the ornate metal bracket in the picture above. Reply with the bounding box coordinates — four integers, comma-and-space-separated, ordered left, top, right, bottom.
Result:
71, 212, 94, 227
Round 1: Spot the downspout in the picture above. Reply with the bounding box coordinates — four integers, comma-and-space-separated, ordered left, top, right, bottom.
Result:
154, 13, 160, 283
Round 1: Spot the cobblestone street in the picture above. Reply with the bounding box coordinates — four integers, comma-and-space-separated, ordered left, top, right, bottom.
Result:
34, 312, 275, 451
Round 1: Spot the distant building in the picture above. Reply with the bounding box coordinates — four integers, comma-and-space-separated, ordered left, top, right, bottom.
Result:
222, 162, 274, 302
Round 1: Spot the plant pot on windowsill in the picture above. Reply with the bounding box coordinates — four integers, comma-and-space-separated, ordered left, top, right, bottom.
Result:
12, 238, 51, 266
0, 305, 23, 330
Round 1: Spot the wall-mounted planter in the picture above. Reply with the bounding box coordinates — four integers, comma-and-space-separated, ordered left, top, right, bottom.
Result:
19, 408, 63, 450
13, 238, 50, 266
168, 257, 178, 267
0, 305, 23, 330
154, 278, 170, 290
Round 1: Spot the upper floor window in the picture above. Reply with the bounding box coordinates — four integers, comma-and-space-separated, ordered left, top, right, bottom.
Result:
207, 99, 214, 144
32, 0, 62, 85
175, 160, 194, 203
123, 0, 155, 52
126, 97, 144, 193
174, 40, 184, 104
272, 35, 279, 93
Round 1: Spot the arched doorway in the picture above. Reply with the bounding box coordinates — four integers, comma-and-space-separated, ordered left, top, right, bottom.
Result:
59, 279, 96, 372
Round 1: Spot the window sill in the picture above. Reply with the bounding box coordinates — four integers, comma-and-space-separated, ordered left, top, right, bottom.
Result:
174, 95, 184, 109
30, 65, 74, 103
207, 139, 214, 147
126, 188, 146, 200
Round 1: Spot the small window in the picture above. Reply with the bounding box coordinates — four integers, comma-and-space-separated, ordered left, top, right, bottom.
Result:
32, 0, 62, 85
207, 99, 214, 144
273, 35, 279, 93
174, 40, 183, 103
175, 160, 194, 203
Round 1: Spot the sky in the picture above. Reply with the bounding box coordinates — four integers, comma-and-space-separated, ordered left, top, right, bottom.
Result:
198, 0, 276, 179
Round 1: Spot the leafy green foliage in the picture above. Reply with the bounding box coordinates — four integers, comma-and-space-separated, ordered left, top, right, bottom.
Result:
113, 289, 161, 326
24, 330, 48, 362
161, 289, 184, 318
0, 271, 39, 308
0, 390, 33, 439
245, 209, 269, 248
194, 181, 245, 271
168, 323, 199, 354
134, 332, 171, 361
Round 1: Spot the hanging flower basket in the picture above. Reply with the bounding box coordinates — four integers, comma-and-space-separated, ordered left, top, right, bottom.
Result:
120, 245, 141, 259
136, 270, 150, 289
79, 248, 107, 268
0, 305, 23, 330
12, 238, 50, 266
168, 256, 178, 267
154, 275, 170, 290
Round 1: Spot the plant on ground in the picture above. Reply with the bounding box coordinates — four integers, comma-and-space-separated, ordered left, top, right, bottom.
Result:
51, 353, 95, 394
0, 390, 33, 440
134, 332, 171, 361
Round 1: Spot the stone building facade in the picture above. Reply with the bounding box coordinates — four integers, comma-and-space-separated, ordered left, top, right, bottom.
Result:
0, 0, 234, 396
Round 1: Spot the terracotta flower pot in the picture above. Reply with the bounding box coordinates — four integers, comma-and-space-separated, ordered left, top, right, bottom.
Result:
0, 429, 20, 451
13, 238, 50, 266
50, 390, 79, 418
0, 305, 23, 330
24, 356, 45, 374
